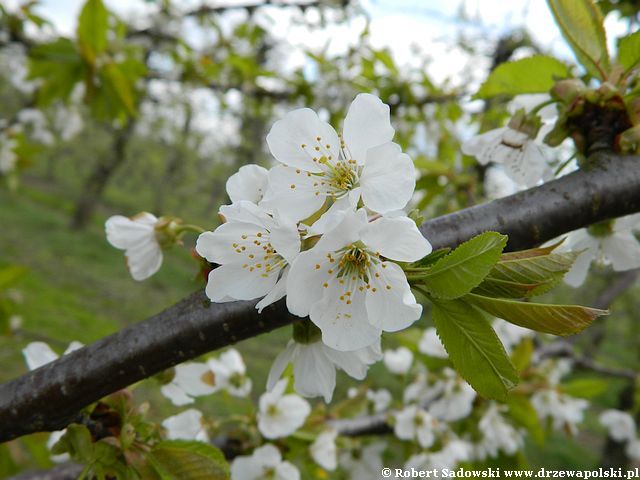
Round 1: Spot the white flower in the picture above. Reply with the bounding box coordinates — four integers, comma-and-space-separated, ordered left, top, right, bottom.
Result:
394, 405, 438, 448
258, 379, 311, 439
286, 209, 432, 351
383, 346, 414, 374
231, 444, 300, 480
366, 388, 392, 413
599, 409, 636, 443
475, 403, 523, 460
404, 372, 443, 405
226, 164, 269, 204
267, 338, 381, 403
484, 165, 521, 200
310, 429, 338, 471
462, 126, 550, 188
429, 369, 476, 422
531, 389, 588, 435
627, 439, 640, 461
493, 318, 534, 353
160, 362, 217, 406
22, 341, 83, 370
406, 439, 472, 471
0, 136, 17, 174
47, 430, 69, 463
339, 442, 385, 480
162, 409, 208, 442
559, 214, 640, 287
208, 348, 252, 398
264, 93, 415, 221
418, 327, 448, 358
196, 201, 300, 312
105, 213, 163, 281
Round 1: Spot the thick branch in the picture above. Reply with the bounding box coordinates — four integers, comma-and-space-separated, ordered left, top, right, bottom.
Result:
1, 153, 640, 443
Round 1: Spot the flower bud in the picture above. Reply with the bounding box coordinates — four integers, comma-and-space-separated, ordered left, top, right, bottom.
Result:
550, 79, 586, 103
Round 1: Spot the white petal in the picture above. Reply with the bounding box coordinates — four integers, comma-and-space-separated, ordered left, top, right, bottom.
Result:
305, 196, 352, 237
310, 430, 338, 471
366, 262, 422, 332
383, 347, 414, 374
503, 141, 547, 187
263, 165, 327, 221
162, 409, 208, 441
267, 341, 296, 391
360, 142, 415, 213
63, 341, 84, 355
22, 342, 59, 370
564, 245, 597, 287
278, 395, 311, 428
603, 232, 640, 271
362, 216, 432, 262
256, 268, 289, 313
219, 348, 246, 375
218, 200, 273, 225
195, 221, 265, 265
310, 283, 382, 351
161, 383, 194, 406
266, 108, 339, 171
125, 239, 163, 281
293, 343, 336, 402
268, 221, 300, 265
313, 208, 368, 253
105, 214, 156, 249
205, 263, 279, 302
173, 363, 218, 397
275, 462, 301, 480
328, 345, 373, 380
418, 328, 448, 358
286, 251, 331, 317
343, 94, 394, 164
226, 164, 269, 204
461, 128, 507, 165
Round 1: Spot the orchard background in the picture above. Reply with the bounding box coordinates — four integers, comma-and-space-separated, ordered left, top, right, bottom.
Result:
1, 0, 640, 478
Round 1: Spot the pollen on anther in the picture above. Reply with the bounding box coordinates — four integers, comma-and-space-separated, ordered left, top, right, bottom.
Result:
327, 269, 333, 274
249, 254, 255, 259
241, 235, 248, 239
315, 146, 320, 151
257, 232, 263, 237
301, 143, 306, 148
386, 285, 392, 290
323, 282, 328, 288
372, 287, 377, 292
375, 273, 380, 278
290, 184, 296, 189
315, 264, 321, 269
296, 169, 301, 174
316, 136, 321, 141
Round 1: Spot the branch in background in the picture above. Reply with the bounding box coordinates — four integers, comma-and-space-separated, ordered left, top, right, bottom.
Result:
1, 153, 640, 443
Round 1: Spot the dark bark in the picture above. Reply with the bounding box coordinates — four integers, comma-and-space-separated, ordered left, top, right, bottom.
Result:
69, 121, 135, 229
1, 152, 640, 443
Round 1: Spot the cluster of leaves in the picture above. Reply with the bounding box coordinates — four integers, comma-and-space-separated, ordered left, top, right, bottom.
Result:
408, 233, 606, 400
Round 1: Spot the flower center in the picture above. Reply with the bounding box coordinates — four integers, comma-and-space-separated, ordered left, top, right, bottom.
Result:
233, 230, 288, 278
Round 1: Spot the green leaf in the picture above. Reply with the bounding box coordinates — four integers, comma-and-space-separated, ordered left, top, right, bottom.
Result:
499, 239, 564, 261
480, 251, 579, 298
465, 293, 607, 336
409, 248, 451, 268
511, 337, 534, 372
432, 299, 518, 400
77, 0, 109, 64
560, 378, 609, 398
100, 62, 137, 116
617, 31, 640, 72
547, 0, 610, 79
28, 39, 85, 105
147, 440, 229, 480
507, 395, 545, 444
419, 232, 507, 299
475, 55, 572, 99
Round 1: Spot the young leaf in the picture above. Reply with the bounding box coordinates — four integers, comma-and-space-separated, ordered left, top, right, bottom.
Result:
432, 299, 518, 400
77, 0, 109, 64
547, 0, 610, 79
617, 31, 640, 73
465, 293, 607, 336
473, 277, 550, 299
499, 239, 565, 261
147, 440, 230, 480
419, 232, 507, 299
484, 251, 579, 297
560, 378, 609, 399
475, 55, 571, 99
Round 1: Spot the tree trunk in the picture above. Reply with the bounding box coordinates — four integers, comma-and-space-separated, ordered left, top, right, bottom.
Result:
70, 121, 135, 230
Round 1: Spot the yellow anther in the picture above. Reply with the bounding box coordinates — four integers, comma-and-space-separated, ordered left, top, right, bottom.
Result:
323, 282, 328, 288
315, 264, 321, 269
290, 184, 296, 189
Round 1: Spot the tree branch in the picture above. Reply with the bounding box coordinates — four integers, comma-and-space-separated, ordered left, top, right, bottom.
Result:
1, 152, 640, 443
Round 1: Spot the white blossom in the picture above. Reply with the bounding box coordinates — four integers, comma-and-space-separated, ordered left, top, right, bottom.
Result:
599, 409, 636, 443
225, 164, 269, 204
310, 429, 338, 471
162, 409, 208, 442
559, 214, 640, 287
531, 389, 588, 435
406, 439, 473, 471
264, 93, 416, 221
627, 439, 640, 461
22, 341, 83, 371
47, 430, 69, 463
267, 338, 381, 402
418, 327, 448, 358
394, 405, 438, 448
160, 362, 217, 406
196, 201, 300, 312
383, 346, 414, 374
429, 369, 476, 422
462, 126, 550, 188
286, 209, 431, 351
258, 379, 311, 439
231, 444, 300, 480
475, 403, 523, 459
366, 388, 392, 413
0, 135, 17, 174
404, 372, 443, 405
493, 318, 534, 353
105, 212, 163, 281
208, 348, 252, 398
339, 442, 385, 480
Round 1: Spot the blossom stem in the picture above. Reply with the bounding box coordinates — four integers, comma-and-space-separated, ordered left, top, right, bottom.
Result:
176, 224, 207, 235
